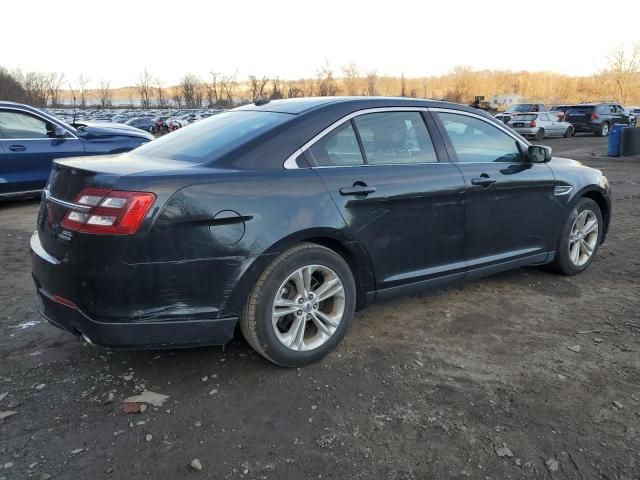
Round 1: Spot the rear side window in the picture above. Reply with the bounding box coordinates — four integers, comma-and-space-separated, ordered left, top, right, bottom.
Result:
353, 112, 437, 164
438, 112, 522, 163
307, 122, 364, 167
131, 110, 290, 163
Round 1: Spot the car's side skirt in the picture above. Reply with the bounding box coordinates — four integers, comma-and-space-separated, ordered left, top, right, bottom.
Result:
372, 251, 553, 304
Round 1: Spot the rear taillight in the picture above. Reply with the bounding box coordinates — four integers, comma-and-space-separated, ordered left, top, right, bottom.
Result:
530, 120, 537, 128
61, 188, 156, 235
591, 113, 599, 120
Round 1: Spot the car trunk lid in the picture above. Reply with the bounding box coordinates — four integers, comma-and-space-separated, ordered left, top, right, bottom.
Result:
37, 154, 190, 260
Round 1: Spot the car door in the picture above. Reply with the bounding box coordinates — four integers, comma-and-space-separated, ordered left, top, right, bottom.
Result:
541, 113, 558, 136
0, 108, 85, 195
306, 109, 467, 294
616, 105, 630, 125
432, 109, 557, 277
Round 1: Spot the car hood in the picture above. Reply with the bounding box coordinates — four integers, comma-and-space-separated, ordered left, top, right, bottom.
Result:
74, 122, 154, 141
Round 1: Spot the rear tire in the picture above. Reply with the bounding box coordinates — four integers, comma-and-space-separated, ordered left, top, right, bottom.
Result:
534, 128, 545, 140
550, 198, 602, 275
563, 126, 574, 138
240, 243, 356, 367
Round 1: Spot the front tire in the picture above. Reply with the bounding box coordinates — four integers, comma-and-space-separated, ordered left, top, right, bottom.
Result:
240, 243, 356, 367
551, 198, 602, 275
598, 122, 610, 137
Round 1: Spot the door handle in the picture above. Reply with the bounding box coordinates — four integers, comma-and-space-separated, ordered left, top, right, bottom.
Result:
9, 145, 26, 152
471, 175, 496, 188
339, 183, 376, 197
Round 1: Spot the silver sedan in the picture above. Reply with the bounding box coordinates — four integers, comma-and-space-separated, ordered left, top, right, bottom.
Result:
508, 113, 575, 140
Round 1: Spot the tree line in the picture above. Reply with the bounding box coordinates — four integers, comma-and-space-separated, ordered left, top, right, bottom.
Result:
2, 44, 639, 109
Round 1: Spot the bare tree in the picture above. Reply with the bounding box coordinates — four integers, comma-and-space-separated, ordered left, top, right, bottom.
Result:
342, 62, 360, 96
206, 72, 225, 107
156, 79, 167, 108
219, 73, 238, 108
365, 71, 378, 96
137, 68, 154, 108
45, 73, 64, 107
299, 78, 315, 97
0, 67, 27, 103
285, 80, 304, 98
605, 43, 640, 104
78, 74, 90, 108
179, 74, 203, 108
317, 61, 338, 96
172, 90, 183, 108
249, 75, 269, 101
270, 77, 283, 100
400, 73, 407, 97
99, 80, 112, 108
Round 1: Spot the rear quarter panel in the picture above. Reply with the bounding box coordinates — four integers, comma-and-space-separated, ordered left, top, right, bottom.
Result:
120, 168, 371, 318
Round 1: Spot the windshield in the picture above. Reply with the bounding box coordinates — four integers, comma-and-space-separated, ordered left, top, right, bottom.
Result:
131, 111, 291, 163
505, 104, 532, 113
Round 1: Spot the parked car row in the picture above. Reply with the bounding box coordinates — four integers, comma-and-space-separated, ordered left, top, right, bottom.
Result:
45, 107, 223, 135
494, 102, 637, 139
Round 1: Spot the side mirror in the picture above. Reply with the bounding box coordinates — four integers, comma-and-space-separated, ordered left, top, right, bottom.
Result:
53, 126, 67, 138
528, 145, 552, 163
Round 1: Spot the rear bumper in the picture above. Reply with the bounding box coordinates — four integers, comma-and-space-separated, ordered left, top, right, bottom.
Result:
30, 233, 237, 348
35, 288, 237, 348
512, 127, 538, 136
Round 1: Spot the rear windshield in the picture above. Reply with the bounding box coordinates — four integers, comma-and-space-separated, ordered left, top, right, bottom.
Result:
131, 111, 291, 163
566, 106, 594, 114
511, 114, 536, 121
505, 104, 532, 113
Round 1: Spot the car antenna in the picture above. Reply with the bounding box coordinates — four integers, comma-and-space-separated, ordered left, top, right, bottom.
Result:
68, 83, 78, 126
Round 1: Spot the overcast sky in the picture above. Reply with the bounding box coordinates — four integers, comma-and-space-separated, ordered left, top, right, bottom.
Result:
3, 0, 639, 88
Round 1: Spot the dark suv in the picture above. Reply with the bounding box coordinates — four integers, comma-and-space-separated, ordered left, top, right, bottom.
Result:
564, 103, 630, 136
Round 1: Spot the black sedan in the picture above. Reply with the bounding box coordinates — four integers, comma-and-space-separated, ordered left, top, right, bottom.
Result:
30, 97, 611, 366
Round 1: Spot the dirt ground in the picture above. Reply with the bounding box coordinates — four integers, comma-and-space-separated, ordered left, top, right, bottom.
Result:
1, 134, 639, 480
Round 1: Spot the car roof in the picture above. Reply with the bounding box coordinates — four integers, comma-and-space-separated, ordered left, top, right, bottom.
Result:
233, 96, 481, 116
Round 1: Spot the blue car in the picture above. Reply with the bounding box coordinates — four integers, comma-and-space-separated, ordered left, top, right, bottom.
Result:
0, 102, 154, 198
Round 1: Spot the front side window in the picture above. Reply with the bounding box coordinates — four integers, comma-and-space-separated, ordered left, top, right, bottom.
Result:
306, 122, 364, 167
0, 110, 50, 139
437, 112, 523, 163
353, 112, 437, 164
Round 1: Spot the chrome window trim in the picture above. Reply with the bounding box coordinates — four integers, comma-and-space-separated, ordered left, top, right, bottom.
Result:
0, 106, 79, 141
428, 107, 529, 145
283, 106, 530, 169
284, 107, 437, 169
44, 189, 92, 212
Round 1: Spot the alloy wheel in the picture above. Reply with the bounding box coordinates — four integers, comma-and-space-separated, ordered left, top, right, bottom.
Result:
271, 264, 345, 351
568, 210, 599, 267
